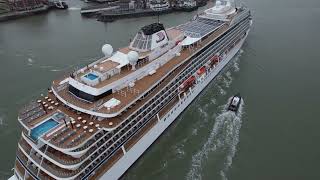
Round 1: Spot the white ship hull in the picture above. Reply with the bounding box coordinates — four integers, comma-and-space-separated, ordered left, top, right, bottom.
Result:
99, 31, 249, 180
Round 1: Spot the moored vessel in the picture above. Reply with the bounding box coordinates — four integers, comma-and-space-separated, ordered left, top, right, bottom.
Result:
10, 1, 252, 179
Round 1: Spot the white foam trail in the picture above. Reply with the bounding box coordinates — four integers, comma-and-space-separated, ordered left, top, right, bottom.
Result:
225, 71, 232, 81
192, 128, 198, 136
222, 77, 232, 88
211, 98, 217, 105
0, 112, 6, 126
218, 49, 244, 90
233, 61, 240, 72
198, 106, 208, 120
27, 58, 33, 63
68, 7, 81, 11
50, 69, 62, 72
218, 86, 226, 95
186, 100, 245, 180
173, 140, 186, 159
232, 49, 243, 72
219, 101, 244, 180
39, 65, 53, 69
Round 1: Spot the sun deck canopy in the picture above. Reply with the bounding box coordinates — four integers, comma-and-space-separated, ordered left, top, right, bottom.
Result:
109, 51, 130, 69
180, 36, 201, 46
177, 18, 224, 38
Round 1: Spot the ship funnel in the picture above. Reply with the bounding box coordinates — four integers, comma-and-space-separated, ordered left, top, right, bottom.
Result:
129, 23, 168, 52
102, 44, 113, 57
128, 51, 139, 70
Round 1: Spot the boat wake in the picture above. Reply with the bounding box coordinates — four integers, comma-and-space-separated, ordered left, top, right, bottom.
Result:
0, 117, 3, 126
222, 71, 233, 88
232, 49, 243, 72
50, 69, 62, 72
27, 58, 34, 66
40, 64, 75, 72
186, 100, 244, 180
0, 113, 7, 127
172, 137, 187, 159
68, 7, 81, 11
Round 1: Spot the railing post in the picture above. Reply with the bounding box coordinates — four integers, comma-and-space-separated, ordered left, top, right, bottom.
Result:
121, 146, 126, 154
157, 113, 160, 122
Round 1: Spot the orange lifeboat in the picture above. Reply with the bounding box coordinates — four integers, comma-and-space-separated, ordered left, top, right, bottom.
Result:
208, 55, 220, 67
179, 75, 196, 92
197, 66, 206, 76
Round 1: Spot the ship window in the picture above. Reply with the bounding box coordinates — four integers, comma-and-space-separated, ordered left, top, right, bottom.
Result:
68, 85, 112, 102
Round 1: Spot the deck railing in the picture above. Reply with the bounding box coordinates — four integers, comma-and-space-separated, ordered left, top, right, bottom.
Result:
81, 17, 251, 180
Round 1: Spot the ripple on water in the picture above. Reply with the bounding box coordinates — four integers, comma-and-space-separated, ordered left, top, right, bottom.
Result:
0, 111, 7, 127
233, 49, 244, 72
50, 69, 62, 72
68, 7, 81, 11
0, 117, 3, 126
218, 86, 227, 96
27, 58, 34, 66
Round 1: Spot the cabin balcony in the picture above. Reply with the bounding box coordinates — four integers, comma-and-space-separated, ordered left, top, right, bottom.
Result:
14, 159, 26, 180
45, 146, 89, 165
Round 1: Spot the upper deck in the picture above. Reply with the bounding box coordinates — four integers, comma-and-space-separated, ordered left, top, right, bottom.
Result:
14, 3, 253, 180
18, 21, 231, 151
17, 4, 248, 150
51, 19, 228, 118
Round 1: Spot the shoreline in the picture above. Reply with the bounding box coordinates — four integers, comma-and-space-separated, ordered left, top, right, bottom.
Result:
0, 6, 49, 22
86, 3, 208, 22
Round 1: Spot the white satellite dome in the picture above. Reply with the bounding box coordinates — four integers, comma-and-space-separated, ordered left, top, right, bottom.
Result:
128, 51, 139, 63
102, 44, 113, 57
127, 51, 139, 70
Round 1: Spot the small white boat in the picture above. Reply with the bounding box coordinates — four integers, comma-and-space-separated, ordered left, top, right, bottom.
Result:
228, 94, 242, 113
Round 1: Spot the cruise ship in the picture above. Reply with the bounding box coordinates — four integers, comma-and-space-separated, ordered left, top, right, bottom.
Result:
10, 1, 252, 179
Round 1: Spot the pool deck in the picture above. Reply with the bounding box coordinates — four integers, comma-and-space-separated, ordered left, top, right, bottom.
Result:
84, 73, 99, 80
30, 119, 59, 140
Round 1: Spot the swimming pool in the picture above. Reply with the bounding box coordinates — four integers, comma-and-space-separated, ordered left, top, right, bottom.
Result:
84, 73, 99, 80
31, 119, 59, 140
